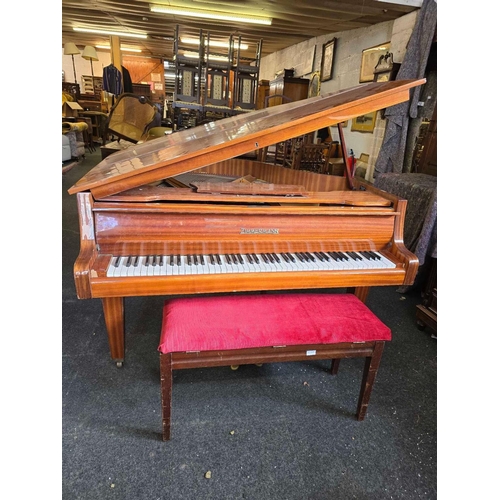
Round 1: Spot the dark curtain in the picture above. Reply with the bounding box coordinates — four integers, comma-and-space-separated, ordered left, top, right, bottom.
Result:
374, 0, 437, 177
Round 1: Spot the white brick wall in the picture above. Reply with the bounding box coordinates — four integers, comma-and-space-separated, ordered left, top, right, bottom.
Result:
259, 12, 418, 178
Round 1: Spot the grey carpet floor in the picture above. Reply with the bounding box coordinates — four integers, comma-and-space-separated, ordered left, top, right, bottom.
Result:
62, 148, 437, 499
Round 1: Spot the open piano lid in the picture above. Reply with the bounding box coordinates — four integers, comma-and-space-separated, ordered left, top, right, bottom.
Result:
68, 79, 425, 200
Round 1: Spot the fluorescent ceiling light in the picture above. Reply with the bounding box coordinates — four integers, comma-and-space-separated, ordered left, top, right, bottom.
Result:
150, 5, 272, 25
96, 45, 142, 53
180, 37, 248, 50
73, 27, 148, 39
182, 51, 228, 62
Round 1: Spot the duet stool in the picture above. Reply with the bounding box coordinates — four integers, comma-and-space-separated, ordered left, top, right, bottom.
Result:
158, 293, 391, 440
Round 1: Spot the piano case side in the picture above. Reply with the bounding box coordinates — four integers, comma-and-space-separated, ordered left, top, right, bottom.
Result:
74, 192, 98, 299
354, 178, 419, 285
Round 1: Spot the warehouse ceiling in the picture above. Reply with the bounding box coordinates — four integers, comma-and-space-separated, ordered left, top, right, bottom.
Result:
62, 0, 421, 61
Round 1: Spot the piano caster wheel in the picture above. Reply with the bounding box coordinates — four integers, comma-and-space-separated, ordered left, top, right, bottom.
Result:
230, 365, 239, 370
116, 361, 123, 368
255, 364, 263, 367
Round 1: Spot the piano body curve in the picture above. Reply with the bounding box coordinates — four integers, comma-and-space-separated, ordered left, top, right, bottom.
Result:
69, 80, 424, 365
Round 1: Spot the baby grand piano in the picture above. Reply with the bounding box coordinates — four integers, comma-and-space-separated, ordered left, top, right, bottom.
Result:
69, 79, 425, 366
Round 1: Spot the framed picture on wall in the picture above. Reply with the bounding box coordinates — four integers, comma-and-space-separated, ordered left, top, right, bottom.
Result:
308, 71, 321, 97
351, 112, 377, 133
359, 42, 391, 83
320, 38, 336, 82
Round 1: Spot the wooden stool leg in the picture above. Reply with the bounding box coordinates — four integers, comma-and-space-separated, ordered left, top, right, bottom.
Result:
330, 359, 341, 375
356, 341, 385, 421
160, 353, 173, 440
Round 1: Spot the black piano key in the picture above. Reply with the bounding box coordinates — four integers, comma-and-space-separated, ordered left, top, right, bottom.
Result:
320, 252, 330, 261
314, 252, 325, 261
209, 254, 215, 265
225, 254, 232, 264
125, 256, 131, 267
246, 253, 254, 264
176, 255, 181, 266
347, 252, 362, 261
297, 253, 305, 262
337, 252, 349, 261
158, 255, 164, 266
145, 256, 150, 267
262, 253, 269, 263
133, 256, 140, 267
169, 255, 174, 266
237, 254, 244, 264
113, 256, 120, 268
231, 254, 238, 265
369, 251, 381, 260
287, 253, 295, 262
216, 254, 222, 265
272, 253, 280, 263
252, 253, 260, 263
199, 254, 204, 265
305, 252, 316, 261
266, 253, 275, 263
152, 255, 158, 266
187, 255, 192, 265
281, 253, 290, 263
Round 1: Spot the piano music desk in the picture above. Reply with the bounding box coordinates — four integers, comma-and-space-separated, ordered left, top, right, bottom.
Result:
159, 293, 391, 440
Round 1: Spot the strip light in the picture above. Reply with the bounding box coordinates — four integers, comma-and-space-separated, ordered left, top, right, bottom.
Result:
150, 5, 272, 25
182, 51, 228, 62
73, 27, 148, 39
96, 45, 142, 53
180, 37, 248, 50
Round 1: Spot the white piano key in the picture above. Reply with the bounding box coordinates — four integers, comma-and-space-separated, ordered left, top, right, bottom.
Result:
372, 252, 396, 269
106, 249, 398, 278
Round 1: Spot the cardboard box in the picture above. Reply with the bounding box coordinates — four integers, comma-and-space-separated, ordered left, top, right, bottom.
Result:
62, 101, 83, 118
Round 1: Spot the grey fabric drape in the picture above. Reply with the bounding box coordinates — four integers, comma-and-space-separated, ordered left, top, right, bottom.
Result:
374, 0, 437, 177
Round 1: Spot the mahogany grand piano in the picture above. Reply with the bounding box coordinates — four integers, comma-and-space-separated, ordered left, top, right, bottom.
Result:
69, 79, 425, 366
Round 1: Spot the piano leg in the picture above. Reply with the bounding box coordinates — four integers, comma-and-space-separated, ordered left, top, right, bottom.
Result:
349, 286, 370, 303
102, 297, 125, 367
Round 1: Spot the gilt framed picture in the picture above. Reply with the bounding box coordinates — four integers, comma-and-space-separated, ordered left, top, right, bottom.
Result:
351, 112, 377, 133
320, 38, 336, 82
308, 71, 321, 97
359, 42, 391, 83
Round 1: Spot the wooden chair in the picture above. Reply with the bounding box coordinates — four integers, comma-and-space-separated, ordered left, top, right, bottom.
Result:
292, 141, 335, 173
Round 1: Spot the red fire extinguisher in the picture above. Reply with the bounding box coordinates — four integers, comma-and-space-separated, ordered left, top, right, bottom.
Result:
346, 149, 356, 176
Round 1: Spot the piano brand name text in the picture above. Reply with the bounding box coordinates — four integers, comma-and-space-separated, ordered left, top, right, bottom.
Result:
240, 228, 279, 234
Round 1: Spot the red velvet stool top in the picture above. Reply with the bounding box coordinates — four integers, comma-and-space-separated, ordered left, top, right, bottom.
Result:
158, 293, 391, 354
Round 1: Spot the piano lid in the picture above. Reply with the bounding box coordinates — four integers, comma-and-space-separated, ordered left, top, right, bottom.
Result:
68, 79, 425, 199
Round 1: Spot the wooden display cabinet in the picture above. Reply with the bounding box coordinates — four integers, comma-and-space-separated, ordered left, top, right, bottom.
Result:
268, 75, 309, 106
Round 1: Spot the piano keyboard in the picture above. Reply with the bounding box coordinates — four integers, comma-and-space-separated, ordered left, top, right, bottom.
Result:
106, 251, 396, 277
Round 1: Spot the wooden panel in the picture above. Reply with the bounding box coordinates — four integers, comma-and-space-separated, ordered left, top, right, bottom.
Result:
89, 266, 408, 299
122, 55, 164, 103
93, 209, 397, 254
269, 77, 309, 106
